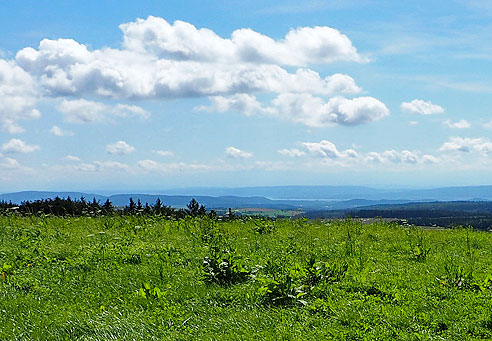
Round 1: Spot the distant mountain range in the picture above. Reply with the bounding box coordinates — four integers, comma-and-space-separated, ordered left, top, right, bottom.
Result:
1, 186, 491, 211
133, 185, 492, 201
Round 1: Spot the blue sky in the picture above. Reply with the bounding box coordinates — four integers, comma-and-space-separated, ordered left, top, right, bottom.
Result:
1, 0, 492, 192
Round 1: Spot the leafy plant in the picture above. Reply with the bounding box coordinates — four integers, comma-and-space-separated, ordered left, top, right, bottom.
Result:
252, 219, 275, 234
258, 274, 307, 306
440, 264, 476, 290
202, 246, 250, 285
136, 282, 167, 300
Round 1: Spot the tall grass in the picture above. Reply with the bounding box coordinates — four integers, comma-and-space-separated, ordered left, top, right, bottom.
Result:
1, 215, 491, 339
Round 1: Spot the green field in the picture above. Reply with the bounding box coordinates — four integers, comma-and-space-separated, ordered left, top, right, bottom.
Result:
1, 215, 492, 340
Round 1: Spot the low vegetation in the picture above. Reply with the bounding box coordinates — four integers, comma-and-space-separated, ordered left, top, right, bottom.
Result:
1, 214, 492, 339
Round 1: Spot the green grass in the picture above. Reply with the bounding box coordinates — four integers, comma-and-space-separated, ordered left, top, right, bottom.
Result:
1, 215, 492, 340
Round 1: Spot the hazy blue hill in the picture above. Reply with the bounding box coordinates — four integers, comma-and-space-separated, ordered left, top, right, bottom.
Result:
0, 191, 107, 203
107, 194, 293, 209
148, 185, 492, 201
1, 186, 492, 211
158, 186, 390, 199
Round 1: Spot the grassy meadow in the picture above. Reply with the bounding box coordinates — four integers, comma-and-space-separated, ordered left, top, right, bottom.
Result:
1, 215, 492, 340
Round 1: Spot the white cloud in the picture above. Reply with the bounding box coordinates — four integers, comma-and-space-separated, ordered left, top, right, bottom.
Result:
225, 147, 253, 159
278, 148, 306, 157
443, 119, 470, 129
297, 139, 437, 166
56, 99, 148, 124
198, 94, 275, 116
154, 150, 174, 157
93, 160, 129, 170
75, 163, 98, 172
65, 155, 80, 161
50, 125, 73, 136
201, 93, 389, 127
401, 99, 444, 115
273, 94, 389, 127
106, 141, 135, 155
370, 150, 419, 164
1, 138, 40, 153
15, 18, 364, 100
136, 159, 210, 172
483, 120, 492, 130
57, 99, 105, 123
0, 59, 40, 134
0, 157, 21, 170
120, 16, 366, 65
302, 140, 358, 159
440, 137, 492, 155
421, 155, 440, 164
70, 160, 129, 172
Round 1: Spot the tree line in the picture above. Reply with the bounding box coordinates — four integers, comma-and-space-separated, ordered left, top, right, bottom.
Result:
0, 196, 220, 219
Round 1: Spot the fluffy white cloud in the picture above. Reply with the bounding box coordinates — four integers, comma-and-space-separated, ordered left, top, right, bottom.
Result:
0, 59, 40, 133
105, 141, 135, 155
1, 138, 40, 153
200, 93, 389, 127
297, 139, 437, 166
15, 18, 364, 100
440, 137, 492, 155
401, 99, 444, 115
273, 94, 389, 127
366, 150, 419, 164
278, 148, 306, 157
56, 99, 148, 124
443, 119, 470, 129
50, 125, 73, 136
120, 16, 366, 65
225, 147, 253, 159
302, 140, 358, 159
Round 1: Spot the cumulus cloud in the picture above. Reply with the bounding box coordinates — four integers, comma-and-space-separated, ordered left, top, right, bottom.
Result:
278, 148, 306, 157
440, 137, 492, 155
225, 147, 253, 159
198, 94, 275, 116
401, 99, 444, 115
15, 17, 365, 100
273, 94, 389, 127
105, 141, 135, 155
365, 150, 419, 164
302, 140, 358, 159
0, 59, 40, 134
1, 138, 40, 153
296, 139, 437, 166
200, 93, 389, 127
120, 16, 366, 65
56, 99, 148, 124
50, 125, 73, 136
443, 119, 470, 129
